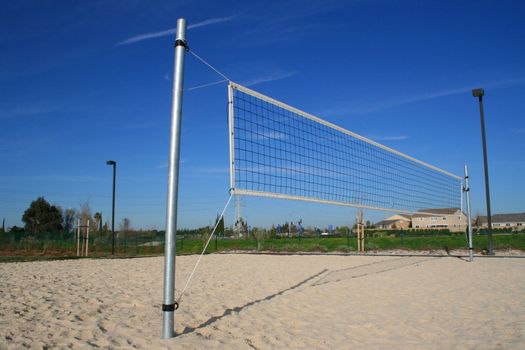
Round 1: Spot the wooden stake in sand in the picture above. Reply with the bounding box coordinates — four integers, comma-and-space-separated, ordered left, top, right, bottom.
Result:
356, 210, 365, 252
76, 219, 90, 257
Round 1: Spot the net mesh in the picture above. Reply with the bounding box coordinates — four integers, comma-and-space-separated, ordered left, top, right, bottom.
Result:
229, 83, 461, 213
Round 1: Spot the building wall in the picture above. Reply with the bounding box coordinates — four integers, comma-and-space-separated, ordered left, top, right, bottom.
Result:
377, 220, 411, 230
412, 210, 467, 232
478, 221, 524, 229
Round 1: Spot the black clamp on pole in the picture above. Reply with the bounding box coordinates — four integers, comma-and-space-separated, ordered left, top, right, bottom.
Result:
175, 39, 189, 51
162, 302, 179, 312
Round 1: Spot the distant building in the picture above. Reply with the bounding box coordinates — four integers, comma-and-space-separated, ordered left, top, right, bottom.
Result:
412, 208, 467, 232
476, 213, 525, 230
375, 214, 411, 229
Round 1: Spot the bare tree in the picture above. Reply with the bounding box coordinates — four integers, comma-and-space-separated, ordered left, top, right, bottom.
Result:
120, 217, 131, 232
79, 201, 92, 224
119, 218, 131, 249
63, 208, 77, 234
94, 212, 102, 233
78, 201, 100, 242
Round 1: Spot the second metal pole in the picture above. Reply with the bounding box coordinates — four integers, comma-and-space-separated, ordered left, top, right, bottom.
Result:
464, 165, 474, 262
162, 18, 187, 339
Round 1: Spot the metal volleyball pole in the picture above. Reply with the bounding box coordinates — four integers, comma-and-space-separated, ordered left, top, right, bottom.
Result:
464, 165, 474, 262
162, 18, 187, 339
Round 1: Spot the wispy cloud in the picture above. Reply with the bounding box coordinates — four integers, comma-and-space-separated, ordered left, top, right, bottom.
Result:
0, 105, 63, 120
322, 77, 525, 117
242, 71, 298, 87
384, 77, 525, 107
187, 166, 229, 174
154, 158, 187, 170
154, 161, 168, 170
116, 17, 235, 46
0, 175, 103, 183
509, 128, 525, 133
366, 135, 408, 141
121, 121, 160, 130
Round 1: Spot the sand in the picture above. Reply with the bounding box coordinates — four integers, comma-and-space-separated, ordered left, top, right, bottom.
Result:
1, 253, 524, 349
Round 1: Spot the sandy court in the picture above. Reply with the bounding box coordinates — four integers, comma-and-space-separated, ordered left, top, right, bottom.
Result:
1, 253, 524, 349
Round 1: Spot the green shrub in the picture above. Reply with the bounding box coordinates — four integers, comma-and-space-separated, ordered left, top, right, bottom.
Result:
335, 245, 355, 253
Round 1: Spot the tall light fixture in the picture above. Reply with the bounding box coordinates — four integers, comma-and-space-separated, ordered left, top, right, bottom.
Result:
106, 160, 117, 255
472, 88, 494, 255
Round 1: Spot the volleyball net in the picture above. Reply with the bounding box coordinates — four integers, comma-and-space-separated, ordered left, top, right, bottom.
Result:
228, 82, 462, 214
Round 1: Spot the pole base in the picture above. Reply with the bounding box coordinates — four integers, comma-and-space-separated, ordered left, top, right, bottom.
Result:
161, 310, 175, 339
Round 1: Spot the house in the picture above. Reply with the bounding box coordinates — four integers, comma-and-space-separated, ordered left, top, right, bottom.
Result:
375, 214, 411, 230
476, 213, 525, 230
412, 208, 467, 232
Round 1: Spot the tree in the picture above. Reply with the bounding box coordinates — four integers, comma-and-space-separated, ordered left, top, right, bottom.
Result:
63, 208, 77, 234
79, 201, 100, 235
281, 222, 289, 236
22, 197, 63, 233
251, 227, 266, 250
215, 214, 225, 236
9, 225, 24, 233
94, 212, 102, 232
120, 217, 131, 232
79, 201, 92, 224
270, 224, 277, 237
234, 218, 247, 237
119, 218, 131, 249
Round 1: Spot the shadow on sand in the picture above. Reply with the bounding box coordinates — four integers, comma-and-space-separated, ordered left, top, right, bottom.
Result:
177, 268, 328, 336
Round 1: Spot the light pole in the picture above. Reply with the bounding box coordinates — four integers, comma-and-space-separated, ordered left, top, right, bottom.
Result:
472, 88, 494, 255
106, 160, 117, 255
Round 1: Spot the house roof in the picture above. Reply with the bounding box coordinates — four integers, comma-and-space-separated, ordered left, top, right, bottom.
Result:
413, 208, 461, 217
478, 213, 525, 224
375, 218, 410, 226
396, 214, 412, 220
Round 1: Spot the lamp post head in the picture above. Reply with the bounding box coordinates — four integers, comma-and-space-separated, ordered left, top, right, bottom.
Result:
472, 88, 485, 98
106, 160, 116, 166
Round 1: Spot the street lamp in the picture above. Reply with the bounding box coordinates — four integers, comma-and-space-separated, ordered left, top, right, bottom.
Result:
472, 88, 494, 255
106, 160, 117, 255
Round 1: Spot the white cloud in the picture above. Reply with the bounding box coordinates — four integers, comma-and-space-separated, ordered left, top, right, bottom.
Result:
187, 17, 234, 30
368, 135, 408, 141
242, 71, 298, 87
154, 158, 187, 170
116, 17, 235, 46
0, 105, 63, 120
0, 175, 103, 183
321, 77, 525, 117
188, 166, 229, 174
384, 77, 525, 108
154, 162, 168, 169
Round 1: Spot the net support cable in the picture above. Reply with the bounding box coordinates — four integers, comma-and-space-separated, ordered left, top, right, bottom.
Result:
228, 82, 462, 215
176, 194, 233, 305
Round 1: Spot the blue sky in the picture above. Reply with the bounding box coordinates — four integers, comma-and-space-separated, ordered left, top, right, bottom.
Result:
1, 0, 524, 230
